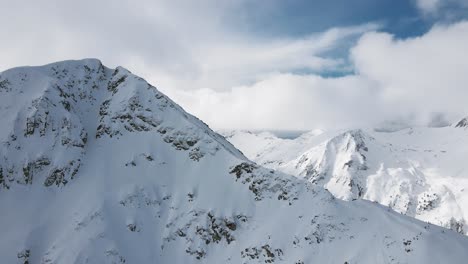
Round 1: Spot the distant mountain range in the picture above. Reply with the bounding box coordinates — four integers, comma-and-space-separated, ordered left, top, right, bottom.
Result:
222, 119, 468, 236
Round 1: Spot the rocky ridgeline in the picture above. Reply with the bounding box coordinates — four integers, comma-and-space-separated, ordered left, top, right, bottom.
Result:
0, 60, 239, 190
293, 130, 466, 234
230, 162, 302, 203
0, 62, 103, 189
1, 60, 468, 263
226, 127, 468, 236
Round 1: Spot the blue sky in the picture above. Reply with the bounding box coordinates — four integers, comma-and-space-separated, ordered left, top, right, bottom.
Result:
227, 0, 468, 77
1, 0, 468, 130
235, 0, 468, 37
233, 0, 426, 37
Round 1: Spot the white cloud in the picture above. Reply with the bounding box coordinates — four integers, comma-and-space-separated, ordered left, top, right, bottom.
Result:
1, 1, 467, 130
146, 22, 379, 93
0, 0, 377, 92
351, 21, 468, 121
172, 74, 388, 130
415, 0, 441, 14
168, 21, 468, 130
414, 0, 468, 16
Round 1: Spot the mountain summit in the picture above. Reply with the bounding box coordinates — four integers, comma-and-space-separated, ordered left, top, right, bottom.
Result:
224, 126, 468, 236
1, 59, 468, 263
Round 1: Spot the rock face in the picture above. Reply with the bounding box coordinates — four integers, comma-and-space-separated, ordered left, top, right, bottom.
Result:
455, 116, 468, 128
224, 126, 468, 236
1, 59, 468, 263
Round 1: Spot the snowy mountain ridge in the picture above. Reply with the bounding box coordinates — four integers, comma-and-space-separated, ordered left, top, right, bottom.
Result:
223, 123, 468, 236
1, 59, 468, 263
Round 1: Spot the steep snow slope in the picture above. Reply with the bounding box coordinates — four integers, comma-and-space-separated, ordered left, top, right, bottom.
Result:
224, 125, 468, 235
1, 60, 468, 263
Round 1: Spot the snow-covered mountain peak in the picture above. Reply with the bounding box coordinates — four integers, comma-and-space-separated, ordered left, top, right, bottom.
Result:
326, 129, 371, 151
225, 126, 468, 237
2, 60, 468, 263
279, 129, 373, 200
0, 59, 245, 189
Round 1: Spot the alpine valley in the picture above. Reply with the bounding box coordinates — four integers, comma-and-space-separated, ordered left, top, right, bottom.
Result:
1, 59, 468, 264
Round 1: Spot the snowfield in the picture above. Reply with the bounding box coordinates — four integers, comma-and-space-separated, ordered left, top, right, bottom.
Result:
223, 121, 468, 236
1, 59, 468, 263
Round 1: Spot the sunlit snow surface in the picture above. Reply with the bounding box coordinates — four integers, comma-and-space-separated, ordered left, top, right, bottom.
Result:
223, 124, 468, 235
1, 59, 468, 263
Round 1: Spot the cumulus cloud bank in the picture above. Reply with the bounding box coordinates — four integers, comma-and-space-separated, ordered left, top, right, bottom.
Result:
170, 21, 468, 130
0, 0, 467, 130
0, 0, 377, 90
